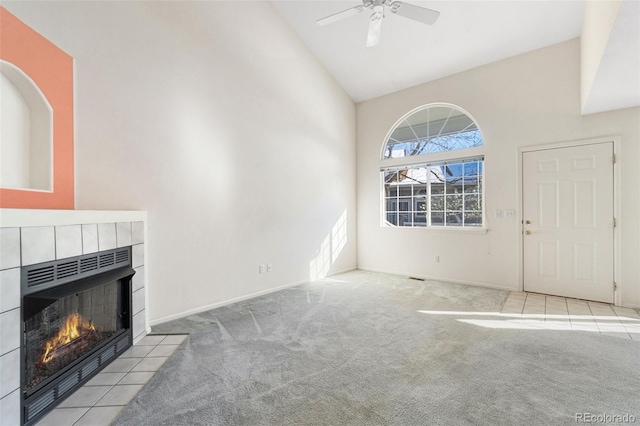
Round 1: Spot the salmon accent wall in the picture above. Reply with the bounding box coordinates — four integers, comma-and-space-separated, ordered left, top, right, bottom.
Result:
0, 7, 74, 209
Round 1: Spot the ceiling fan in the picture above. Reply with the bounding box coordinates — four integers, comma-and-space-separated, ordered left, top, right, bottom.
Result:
316, 0, 440, 47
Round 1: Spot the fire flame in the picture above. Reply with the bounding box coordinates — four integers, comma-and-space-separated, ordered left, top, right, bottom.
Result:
41, 313, 96, 363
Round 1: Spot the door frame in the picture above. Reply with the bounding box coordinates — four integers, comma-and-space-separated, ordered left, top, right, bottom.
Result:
517, 136, 621, 305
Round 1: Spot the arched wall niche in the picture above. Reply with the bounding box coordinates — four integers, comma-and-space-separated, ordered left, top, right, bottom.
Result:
1, 60, 53, 191
0, 6, 74, 209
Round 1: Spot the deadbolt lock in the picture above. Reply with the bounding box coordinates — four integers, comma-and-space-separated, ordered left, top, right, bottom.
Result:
525, 220, 531, 224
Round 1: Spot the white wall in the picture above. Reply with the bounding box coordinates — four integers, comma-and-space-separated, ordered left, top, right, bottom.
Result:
4, 1, 357, 323
357, 39, 640, 308
580, 0, 622, 112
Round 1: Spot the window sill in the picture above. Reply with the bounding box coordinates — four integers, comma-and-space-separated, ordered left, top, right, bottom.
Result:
381, 225, 488, 235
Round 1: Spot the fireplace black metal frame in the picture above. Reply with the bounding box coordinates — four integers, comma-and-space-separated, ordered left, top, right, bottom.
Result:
20, 247, 136, 426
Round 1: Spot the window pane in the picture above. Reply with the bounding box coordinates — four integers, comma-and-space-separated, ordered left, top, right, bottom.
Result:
382, 158, 484, 228
464, 162, 479, 176
413, 185, 427, 197
398, 198, 411, 211
431, 212, 444, 226
464, 212, 482, 226
446, 194, 462, 210
430, 195, 444, 211
386, 212, 397, 225
384, 170, 399, 182
446, 213, 463, 226
464, 195, 480, 211
464, 184, 478, 194
444, 163, 463, 178
413, 213, 427, 226
431, 182, 445, 195
446, 182, 463, 194
383, 105, 483, 159
386, 186, 399, 197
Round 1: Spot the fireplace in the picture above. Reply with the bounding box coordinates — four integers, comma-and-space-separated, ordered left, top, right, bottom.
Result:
21, 247, 135, 425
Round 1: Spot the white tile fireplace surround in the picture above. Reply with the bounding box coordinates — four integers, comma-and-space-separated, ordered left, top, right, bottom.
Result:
0, 209, 149, 425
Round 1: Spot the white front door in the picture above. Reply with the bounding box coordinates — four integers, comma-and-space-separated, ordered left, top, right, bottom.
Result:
522, 142, 614, 303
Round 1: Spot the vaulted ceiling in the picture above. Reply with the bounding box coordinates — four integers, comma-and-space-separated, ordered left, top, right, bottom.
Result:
271, 0, 639, 114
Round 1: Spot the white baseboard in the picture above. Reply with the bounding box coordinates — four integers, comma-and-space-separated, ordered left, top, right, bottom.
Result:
149, 265, 519, 327
357, 266, 517, 292
326, 266, 358, 277
149, 278, 308, 327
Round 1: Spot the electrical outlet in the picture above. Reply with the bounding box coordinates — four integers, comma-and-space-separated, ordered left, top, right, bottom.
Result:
434, 255, 440, 263
267, 263, 272, 272
259, 264, 266, 274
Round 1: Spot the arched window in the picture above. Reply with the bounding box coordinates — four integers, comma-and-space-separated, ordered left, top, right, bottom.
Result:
381, 104, 484, 228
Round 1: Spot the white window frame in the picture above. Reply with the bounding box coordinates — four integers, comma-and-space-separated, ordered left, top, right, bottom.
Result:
379, 103, 486, 231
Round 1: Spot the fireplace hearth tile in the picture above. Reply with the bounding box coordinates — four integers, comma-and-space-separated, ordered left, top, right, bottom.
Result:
94, 384, 144, 407
133, 310, 146, 340
21, 226, 55, 266
120, 345, 154, 359
159, 334, 188, 345
0, 268, 19, 313
116, 222, 132, 248
0, 388, 20, 425
57, 385, 111, 408
132, 243, 144, 268
136, 335, 165, 346
55, 225, 83, 259
97, 223, 116, 251
0, 348, 19, 399
130, 356, 168, 372
147, 344, 180, 358
132, 266, 145, 292
0, 228, 20, 270
37, 407, 89, 426
81, 224, 98, 254
133, 288, 145, 316
100, 358, 141, 374
131, 221, 144, 245
12, 334, 187, 425
85, 372, 127, 387
74, 406, 125, 426
118, 371, 155, 386
0, 308, 19, 355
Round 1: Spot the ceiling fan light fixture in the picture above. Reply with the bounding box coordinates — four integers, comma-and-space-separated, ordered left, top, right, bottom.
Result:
317, 0, 440, 46
366, 13, 383, 47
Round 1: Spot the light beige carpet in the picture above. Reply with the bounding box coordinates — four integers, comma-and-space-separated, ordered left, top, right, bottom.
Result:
114, 270, 640, 425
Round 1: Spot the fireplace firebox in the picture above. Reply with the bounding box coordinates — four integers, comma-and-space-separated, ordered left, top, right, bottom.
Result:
21, 248, 135, 425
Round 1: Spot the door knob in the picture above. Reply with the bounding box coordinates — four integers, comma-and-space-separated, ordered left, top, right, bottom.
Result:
524, 230, 532, 235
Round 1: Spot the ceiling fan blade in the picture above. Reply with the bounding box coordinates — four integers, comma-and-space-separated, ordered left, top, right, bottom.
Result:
317, 5, 364, 26
393, 2, 440, 25
366, 15, 382, 47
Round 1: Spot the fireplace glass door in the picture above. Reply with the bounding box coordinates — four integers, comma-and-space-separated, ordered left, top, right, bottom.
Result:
24, 280, 127, 393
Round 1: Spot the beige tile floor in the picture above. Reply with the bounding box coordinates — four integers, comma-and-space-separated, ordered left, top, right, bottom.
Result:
37, 334, 188, 426
500, 292, 640, 340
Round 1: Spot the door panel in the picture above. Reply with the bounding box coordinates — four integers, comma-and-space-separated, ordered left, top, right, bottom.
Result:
523, 142, 614, 303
